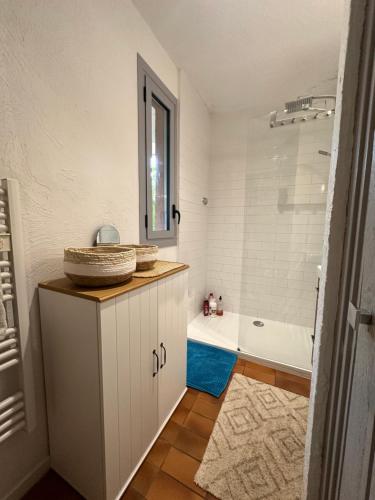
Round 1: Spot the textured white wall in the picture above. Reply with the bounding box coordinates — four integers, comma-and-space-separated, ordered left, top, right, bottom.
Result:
178, 72, 210, 322
207, 111, 333, 327
0, 1, 185, 496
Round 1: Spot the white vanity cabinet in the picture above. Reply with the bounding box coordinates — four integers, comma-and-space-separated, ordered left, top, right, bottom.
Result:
39, 267, 188, 500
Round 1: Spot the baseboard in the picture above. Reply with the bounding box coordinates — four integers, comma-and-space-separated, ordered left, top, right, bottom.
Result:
115, 387, 188, 500
3, 456, 50, 500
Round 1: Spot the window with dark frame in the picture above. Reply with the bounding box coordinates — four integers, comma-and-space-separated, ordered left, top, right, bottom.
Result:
137, 55, 179, 246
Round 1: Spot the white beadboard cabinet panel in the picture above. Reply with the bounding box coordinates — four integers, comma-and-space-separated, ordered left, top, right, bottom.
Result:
39, 290, 105, 500
97, 299, 120, 499
126, 284, 159, 469
127, 289, 143, 468
158, 272, 187, 426
157, 277, 168, 425
115, 294, 132, 487
140, 283, 158, 450
178, 271, 188, 392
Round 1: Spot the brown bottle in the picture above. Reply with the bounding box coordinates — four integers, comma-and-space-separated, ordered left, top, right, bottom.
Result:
203, 297, 209, 316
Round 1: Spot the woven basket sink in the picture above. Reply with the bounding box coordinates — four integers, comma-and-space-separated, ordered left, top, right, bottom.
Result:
64, 246, 136, 287
119, 244, 158, 271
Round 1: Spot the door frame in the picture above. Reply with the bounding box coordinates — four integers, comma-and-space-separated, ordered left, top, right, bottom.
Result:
304, 0, 375, 498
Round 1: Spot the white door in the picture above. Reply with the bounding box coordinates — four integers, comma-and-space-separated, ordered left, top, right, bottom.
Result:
116, 283, 158, 478
338, 11, 375, 495
339, 152, 375, 497
316, 4, 375, 497
157, 271, 188, 425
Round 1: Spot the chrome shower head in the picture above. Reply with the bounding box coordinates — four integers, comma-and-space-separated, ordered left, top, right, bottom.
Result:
285, 96, 313, 114
270, 95, 336, 128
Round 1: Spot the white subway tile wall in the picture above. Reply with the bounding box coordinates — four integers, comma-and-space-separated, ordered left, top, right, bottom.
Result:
178, 72, 210, 322
207, 112, 333, 327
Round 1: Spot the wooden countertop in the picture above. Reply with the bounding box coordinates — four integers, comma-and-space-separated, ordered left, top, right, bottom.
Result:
39, 263, 189, 303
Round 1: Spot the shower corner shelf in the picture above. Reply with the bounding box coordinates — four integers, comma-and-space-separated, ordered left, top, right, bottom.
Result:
0, 178, 36, 444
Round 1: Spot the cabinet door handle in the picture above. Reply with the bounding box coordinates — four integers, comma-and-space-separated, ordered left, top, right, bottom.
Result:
160, 342, 167, 368
152, 349, 159, 377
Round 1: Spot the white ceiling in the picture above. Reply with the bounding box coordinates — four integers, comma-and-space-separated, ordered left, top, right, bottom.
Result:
133, 0, 345, 114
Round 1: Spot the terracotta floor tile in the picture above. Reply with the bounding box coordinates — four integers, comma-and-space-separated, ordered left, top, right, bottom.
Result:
187, 387, 200, 397
197, 391, 222, 406
121, 487, 145, 499
275, 371, 311, 397
180, 391, 198, 410
232, 364, 245, 374
171, 404, 189, 425
159, 420, 182, 444
146, 471, 203, 500
131, 461, 159, 497
243, 361, 276, 385
184, 411, 215, 439
146, 438, 171, 468
192, 398, 221, 421
174, 426, 209, 461
161, 447, 206, 496
218, 388, 228, 402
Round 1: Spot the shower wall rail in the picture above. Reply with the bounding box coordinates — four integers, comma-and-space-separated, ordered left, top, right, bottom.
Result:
0, 179, 36, 444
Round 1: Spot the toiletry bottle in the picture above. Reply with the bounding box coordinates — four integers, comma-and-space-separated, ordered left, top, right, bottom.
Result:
208, 293, 214, 315
203, 297, 209, 316
217, 296, 223, 316
210, 294, 217, 316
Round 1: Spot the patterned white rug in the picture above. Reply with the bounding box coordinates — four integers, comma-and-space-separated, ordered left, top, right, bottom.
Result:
195, 373, 309, 499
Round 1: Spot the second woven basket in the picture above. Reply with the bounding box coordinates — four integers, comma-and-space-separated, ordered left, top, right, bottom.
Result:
120, 244, 158, 271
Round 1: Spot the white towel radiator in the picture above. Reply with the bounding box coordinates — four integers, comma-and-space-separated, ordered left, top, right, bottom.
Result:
0, 179, 36, 443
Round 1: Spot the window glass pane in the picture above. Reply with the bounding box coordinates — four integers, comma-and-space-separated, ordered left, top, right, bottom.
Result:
150, 97, 169, 232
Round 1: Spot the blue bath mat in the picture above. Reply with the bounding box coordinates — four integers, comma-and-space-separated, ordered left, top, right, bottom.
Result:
187, 340, 237, 397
